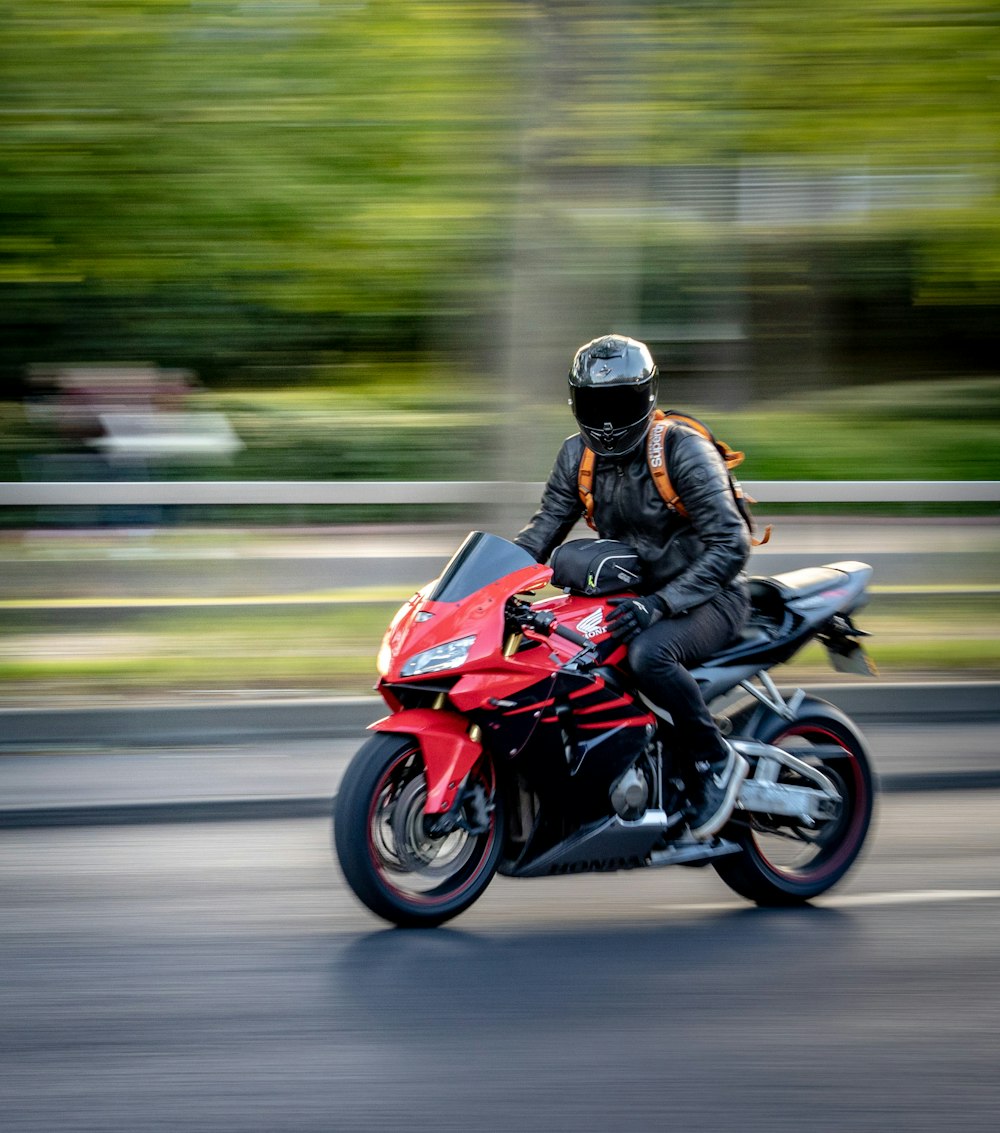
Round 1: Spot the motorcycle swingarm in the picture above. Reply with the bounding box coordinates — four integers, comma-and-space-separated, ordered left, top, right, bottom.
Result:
733, 739, 842, 824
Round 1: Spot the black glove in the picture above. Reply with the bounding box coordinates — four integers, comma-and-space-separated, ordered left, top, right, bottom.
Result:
605, 595, 666, 643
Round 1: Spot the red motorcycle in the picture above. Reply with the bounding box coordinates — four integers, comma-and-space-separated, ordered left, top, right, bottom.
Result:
334, 531, 876, 927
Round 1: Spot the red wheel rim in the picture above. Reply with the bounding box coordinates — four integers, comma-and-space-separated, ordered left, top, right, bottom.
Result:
365, 748, 497, 909
747, 723, 868, 884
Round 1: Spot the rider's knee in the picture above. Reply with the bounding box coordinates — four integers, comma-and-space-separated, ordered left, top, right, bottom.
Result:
627, 632, 684, 682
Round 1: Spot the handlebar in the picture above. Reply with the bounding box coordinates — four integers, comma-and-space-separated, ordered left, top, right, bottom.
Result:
507, 602, 591, 649
552, 622, 590, 648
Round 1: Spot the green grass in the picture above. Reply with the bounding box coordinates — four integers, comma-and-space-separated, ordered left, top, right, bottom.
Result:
0, 603, 393, 697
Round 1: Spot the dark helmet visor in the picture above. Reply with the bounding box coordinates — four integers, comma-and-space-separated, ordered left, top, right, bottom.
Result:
571, 383, 653, 434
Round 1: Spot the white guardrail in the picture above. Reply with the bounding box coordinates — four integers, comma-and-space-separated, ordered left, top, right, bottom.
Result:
1, 480, 999, 506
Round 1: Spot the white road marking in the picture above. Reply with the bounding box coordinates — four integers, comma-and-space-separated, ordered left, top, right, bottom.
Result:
822, 889, 1000, 908
654, 890, 1000, 914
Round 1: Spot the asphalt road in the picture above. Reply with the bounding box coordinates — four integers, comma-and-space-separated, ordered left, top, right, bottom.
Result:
4, 790, 1000, 1132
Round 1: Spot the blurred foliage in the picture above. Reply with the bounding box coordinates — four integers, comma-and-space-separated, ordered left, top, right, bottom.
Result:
0, 0, 523, 388
706, 377, 1000, 481
0, 0, 998, 401
3, 375, 999, 486
206, 365, 489, 480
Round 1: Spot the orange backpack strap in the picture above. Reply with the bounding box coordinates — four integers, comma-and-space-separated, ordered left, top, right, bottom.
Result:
646, 414, 686, 516
733, 483, 773, 545
647, 412, 767, 541
578, 445, 598, 531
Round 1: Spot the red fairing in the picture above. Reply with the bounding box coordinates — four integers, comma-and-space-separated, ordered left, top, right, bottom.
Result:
379, 562, 551, 687
374, 535, 648, 815
369, 709, 482, 815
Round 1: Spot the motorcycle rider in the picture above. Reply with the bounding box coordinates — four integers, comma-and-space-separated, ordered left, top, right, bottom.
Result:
515, 333, 751, 840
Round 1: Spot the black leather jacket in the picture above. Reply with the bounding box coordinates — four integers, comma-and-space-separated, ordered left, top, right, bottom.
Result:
515, 423, 751, 615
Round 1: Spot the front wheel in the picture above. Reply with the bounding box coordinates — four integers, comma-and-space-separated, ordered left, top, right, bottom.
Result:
713, 707, 875, 905
333, 733, 503, 927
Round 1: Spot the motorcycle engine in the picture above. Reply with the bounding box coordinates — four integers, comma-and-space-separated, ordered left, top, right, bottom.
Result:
610, 764, 650, 819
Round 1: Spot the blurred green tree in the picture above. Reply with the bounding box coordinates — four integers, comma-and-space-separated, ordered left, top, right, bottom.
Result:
0, 0, 996, 402
0, 1, 523, 391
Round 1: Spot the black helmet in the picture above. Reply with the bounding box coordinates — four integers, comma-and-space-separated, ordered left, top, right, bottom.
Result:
568, 334, 658, 457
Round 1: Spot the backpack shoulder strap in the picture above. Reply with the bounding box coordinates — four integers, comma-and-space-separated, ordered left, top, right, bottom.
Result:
646, 411, 687, 517
578, 445, 598, 531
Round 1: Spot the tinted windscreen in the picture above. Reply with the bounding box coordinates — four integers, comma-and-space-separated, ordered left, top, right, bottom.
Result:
424, 532, 538, 603
571, 385, 651, 431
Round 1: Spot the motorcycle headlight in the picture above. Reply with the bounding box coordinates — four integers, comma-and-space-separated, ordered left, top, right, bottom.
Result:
375, 632, 393, 678
400, 635, 477, 677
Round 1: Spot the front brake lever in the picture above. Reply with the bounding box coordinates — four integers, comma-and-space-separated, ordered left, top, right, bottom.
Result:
506, 602, 600, 670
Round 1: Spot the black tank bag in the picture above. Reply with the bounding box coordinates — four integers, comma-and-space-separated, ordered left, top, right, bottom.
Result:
549, 538, 643, 597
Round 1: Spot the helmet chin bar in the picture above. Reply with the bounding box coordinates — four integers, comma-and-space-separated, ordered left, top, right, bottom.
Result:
580, 415, 649, 457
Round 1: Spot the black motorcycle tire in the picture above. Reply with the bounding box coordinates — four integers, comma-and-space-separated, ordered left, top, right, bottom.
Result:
713, 699, 875, 906
333, 733, 504, 928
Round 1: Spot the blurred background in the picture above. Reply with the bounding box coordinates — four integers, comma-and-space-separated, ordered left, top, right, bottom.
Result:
4, 15, 1000, 1133
1, 0, 998, 701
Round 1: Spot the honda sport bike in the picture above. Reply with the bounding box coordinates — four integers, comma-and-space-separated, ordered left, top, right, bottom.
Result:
334, 532, 876, 927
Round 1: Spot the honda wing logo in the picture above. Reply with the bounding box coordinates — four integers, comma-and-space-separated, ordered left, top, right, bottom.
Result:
575, 609, 606, 639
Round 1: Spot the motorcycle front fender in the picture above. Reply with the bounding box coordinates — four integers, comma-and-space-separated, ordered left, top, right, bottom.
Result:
368, 709, 483, 815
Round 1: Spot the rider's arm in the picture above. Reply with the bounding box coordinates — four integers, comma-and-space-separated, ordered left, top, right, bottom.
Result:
513, 436, 584, 563
652, 430, 751, 616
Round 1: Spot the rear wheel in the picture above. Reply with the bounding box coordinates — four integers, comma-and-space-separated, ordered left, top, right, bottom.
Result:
713, 711, 874, 905
333, 734, 503, 927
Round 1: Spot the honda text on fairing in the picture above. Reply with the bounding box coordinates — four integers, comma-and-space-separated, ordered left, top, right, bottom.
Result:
333, 532, 876, 928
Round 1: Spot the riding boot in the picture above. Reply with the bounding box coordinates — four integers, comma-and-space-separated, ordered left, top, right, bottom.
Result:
687, 741, 749, 841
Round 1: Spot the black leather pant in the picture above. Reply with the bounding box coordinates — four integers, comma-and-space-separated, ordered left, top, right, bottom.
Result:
626, 583, 750, 770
